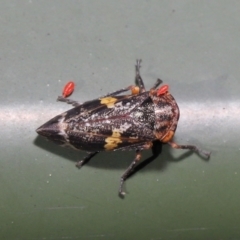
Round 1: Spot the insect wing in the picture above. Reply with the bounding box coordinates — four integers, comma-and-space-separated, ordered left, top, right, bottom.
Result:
62, 93, 155, 151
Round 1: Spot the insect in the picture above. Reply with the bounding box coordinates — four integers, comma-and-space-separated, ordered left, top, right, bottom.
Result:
62, 81, 75, 98
36, 60, 210, 196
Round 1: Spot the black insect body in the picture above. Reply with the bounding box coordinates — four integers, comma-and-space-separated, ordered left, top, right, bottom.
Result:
36, 60, 210, 196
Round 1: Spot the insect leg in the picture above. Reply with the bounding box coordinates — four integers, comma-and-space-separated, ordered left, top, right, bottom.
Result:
75, 151, 99, 168
119, 150, 142, 196
152, 78, 163, 89
57, 96, 81, 107
135, 59, 146, 93
168, 141, 211, 159
103, 59, 147, 97
58, 85, 137, 108
101, 85, 136, 98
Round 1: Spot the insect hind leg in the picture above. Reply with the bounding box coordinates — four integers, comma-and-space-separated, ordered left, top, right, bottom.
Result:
152, 78, 163, 90
57, 96, 81, 107
57, 85, 136, 108
105, 60, 148, 96
93, 59, 149, 98
101, 85, 136, 98
135, 60, 163, 92
135, 59, 146, 93
119, 150, 142, 197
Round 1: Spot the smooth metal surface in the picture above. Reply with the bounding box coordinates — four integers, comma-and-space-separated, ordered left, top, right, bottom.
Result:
1, 1, 240, 239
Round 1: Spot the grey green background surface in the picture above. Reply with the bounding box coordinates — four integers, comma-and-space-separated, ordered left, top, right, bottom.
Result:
1, 1, 240, 239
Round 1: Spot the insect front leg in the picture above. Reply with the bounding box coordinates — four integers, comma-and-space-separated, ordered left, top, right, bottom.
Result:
168, 141, 211, 159
75, 151, 99, 168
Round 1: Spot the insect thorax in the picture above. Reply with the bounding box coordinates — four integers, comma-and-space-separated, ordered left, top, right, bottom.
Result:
150, 91, 180, 142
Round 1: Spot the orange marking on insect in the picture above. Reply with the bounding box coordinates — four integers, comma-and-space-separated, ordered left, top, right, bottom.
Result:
100, 97, 118, 108
161, 130, 175, 143
62, 81, 75, 98
130, 86, 140, 95
157, 85, 169, 96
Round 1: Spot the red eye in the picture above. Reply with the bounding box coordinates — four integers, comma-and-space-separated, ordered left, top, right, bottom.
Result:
62, 81, 75, 98
157, 85, 169, 96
